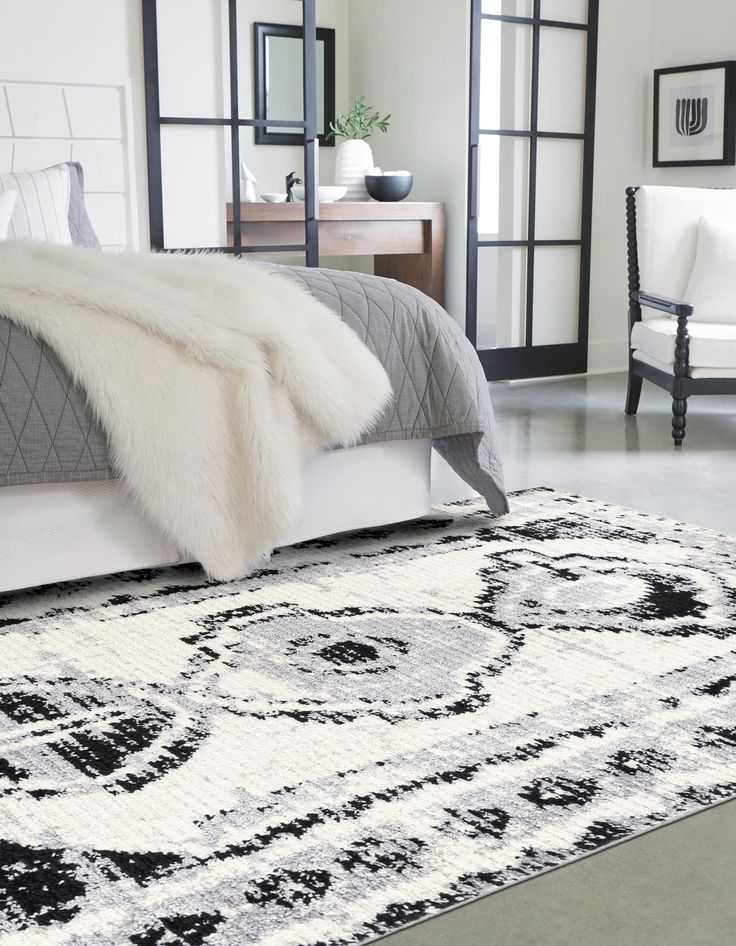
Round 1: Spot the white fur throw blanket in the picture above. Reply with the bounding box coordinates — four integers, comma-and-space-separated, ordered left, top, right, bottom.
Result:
0, 241, 391, 579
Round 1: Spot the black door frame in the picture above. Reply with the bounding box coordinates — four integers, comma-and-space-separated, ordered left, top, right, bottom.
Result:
142, 0, 319, 265
466, 0, 599, 381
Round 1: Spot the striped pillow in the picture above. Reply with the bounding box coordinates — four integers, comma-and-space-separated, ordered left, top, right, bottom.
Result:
0, 163, 74, 244
0, 190, 16, 240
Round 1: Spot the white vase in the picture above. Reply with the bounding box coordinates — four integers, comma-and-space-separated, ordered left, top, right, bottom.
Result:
334, 139, 374, 201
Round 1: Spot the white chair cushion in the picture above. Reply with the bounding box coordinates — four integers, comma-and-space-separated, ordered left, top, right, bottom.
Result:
684, 216, 736, 323
0, 190, 16, 240
631, 316, 736, 369
636, 185, 736, 310
632, 350, 736, 380
0, 164, 72, 243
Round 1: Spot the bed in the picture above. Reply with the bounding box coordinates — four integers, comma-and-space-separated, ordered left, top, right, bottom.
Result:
0, 160, 507, 592
0, 440, 432, 593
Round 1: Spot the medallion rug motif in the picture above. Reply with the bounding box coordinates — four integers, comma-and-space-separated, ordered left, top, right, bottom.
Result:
1, 489, 735, 945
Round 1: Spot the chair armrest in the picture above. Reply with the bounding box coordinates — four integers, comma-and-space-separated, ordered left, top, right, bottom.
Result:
631, 290, 692, 382
632, 290, 693, 317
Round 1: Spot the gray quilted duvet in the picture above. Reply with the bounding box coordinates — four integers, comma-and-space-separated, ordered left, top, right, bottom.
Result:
0, 263, 508, 514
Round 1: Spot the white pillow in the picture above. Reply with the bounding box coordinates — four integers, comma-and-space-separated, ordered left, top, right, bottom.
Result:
0, 164, 72, 244
0, 190, 16, 240
685, 216, 736, 323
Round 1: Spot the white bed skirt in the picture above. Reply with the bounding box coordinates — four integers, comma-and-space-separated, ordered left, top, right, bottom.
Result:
0, 439, 432, 593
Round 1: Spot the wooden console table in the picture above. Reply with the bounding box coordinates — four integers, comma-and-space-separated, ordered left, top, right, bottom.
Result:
226, 201, 446, 306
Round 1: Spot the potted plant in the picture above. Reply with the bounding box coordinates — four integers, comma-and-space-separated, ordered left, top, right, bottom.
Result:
328, 96, 391, 200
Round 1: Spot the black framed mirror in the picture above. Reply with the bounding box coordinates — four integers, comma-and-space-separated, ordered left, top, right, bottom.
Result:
254, 22, 335, 147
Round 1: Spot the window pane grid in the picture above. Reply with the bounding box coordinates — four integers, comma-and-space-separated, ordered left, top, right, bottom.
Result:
468, 0, 598, 375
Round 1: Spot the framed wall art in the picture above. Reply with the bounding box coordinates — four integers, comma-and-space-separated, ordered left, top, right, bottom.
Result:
653, 61, 736, 167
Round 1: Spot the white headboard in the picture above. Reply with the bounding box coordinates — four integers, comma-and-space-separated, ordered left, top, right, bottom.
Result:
0, 74, 139, 250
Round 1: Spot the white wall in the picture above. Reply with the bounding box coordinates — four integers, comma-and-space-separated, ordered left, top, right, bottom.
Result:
348, 0, 471, 322
587, 0, 652, 373
648, 0, 736, 185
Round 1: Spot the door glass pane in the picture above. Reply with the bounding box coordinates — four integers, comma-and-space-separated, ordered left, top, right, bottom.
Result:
535, 139, 583, 239
479, 136, 529, 239
161, 125, 229, 248
482, 0, 534, 14
477, 247, 528, 349
538, 27, 587, 133
480, 20, 533, 130
532, 247, 580, 345
157, 0, 226, 119
541, 0, 588, 23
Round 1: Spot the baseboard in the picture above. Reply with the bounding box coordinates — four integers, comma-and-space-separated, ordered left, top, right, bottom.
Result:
585, 365, 626, 377
588, 338, 628, 375
495, 368, 625, 386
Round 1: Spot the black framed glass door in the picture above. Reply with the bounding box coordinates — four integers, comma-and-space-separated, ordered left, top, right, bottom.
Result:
142, 0, 319, 265
466, 0, 599, 380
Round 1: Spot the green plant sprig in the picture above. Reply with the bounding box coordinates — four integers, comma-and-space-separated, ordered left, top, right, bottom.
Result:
327, 96, 391, 141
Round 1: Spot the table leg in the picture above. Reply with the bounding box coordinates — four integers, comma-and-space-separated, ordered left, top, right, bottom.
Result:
374, 207, 446, 307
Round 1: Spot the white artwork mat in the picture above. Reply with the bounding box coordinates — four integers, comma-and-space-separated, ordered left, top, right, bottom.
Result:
656, 66, 728, 164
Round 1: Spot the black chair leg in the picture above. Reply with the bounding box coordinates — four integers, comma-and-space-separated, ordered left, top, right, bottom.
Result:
625, 369, 643, 415
671, 397, 687, 446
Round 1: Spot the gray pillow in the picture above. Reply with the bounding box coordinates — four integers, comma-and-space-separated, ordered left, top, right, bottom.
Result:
66, 162, 101, 250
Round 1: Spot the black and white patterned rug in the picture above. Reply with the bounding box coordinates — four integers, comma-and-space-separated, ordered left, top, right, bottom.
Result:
2, 488, 736, 946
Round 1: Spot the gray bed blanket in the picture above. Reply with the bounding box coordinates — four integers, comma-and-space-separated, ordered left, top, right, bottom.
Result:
0, 263, 507, 514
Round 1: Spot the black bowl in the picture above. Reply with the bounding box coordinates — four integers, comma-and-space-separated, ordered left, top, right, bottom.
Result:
365, 173, 413, 202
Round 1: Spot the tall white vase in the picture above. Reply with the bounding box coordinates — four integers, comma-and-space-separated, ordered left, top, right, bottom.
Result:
334, 139, 374, 201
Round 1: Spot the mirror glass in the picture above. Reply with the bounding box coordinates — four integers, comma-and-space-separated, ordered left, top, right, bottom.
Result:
265, 35, 325, 136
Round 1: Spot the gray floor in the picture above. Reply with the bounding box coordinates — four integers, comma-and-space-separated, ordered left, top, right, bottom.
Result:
490, 372, 736, 534
395, 372, 736, 946
434, 371, 736, 534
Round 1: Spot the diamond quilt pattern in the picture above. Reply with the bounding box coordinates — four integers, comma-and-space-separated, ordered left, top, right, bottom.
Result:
272, 265, 489, 441
0, 264, 507, 513
0, 319, 110, 486
266, 265, 507, 514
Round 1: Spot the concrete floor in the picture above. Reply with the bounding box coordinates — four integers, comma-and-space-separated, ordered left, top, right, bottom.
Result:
395, 372, 736, 946
433, 371, 736, 534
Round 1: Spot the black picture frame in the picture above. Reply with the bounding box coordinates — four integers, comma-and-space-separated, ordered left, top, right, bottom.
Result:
653, 61, 736, 167
254, 22, 335, 147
